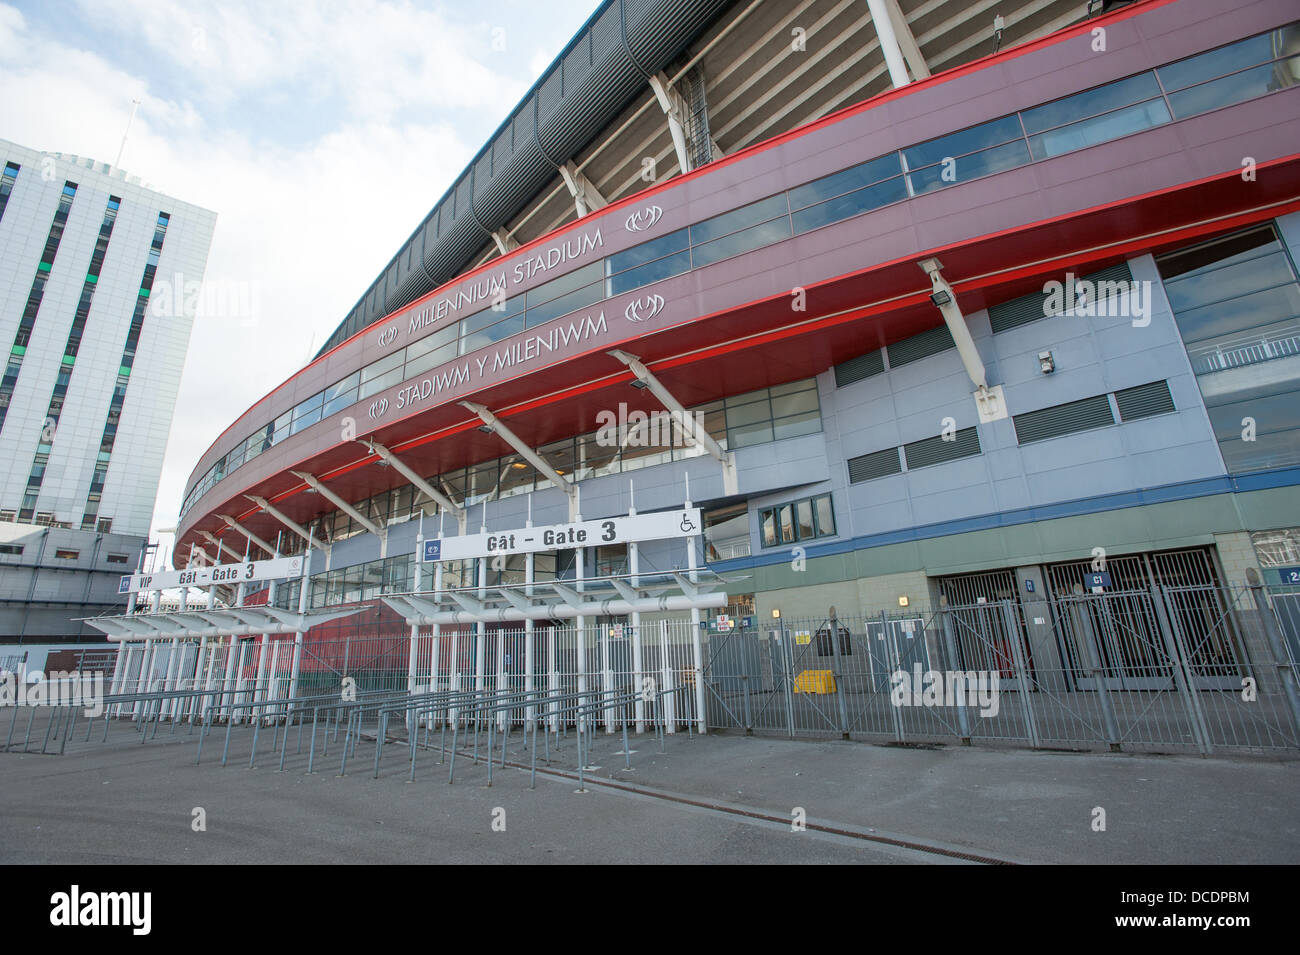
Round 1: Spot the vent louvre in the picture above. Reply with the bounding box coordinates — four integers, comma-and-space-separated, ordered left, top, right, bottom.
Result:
847, 447, 902, 483
886, 324, 955, 367
1013, 394, 1115, 444
834, 349, 885, 388
903, 426, 981, 469
988, 262, 1134, 334
1115, 380, 1175, 421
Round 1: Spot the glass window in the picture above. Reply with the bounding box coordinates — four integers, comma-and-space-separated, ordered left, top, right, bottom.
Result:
814, 494, 835, 536
791, 177, 908, 235
690, 194, 790, 245
1028, 98, 1170, 160
606, 249, 692, 296
903, 115, 1024, 170
1157, 30, 1287, 92
406, 337, 459, 375
796, 499, 815, 539
1167, 57, 1300, 119
322, 372, 359, 417
463, 296, 523, 333
525, 261, 603, 307
607, 228, 689, 274
703, 503, 751, 562
788, 154, 903, 210
497, 456, 535, 497
524, 280, 602, 327
908, 140, 1031, 195
1021, 72, 1164, 135
360, 350, 403, 382
691, 217, 792, 269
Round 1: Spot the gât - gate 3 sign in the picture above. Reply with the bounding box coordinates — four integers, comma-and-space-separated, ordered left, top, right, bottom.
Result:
420, 508, 702, 563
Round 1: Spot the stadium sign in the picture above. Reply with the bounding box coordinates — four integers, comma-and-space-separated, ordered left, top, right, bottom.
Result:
118, 555, 305, 594
420, 508, 701, 562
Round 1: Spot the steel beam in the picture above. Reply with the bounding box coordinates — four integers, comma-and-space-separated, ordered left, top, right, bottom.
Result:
360, 439, 467, 535
216, 515, 277, 558
245, 495, 329, 556
291, 470, 387, 556
459, 401, 578, 518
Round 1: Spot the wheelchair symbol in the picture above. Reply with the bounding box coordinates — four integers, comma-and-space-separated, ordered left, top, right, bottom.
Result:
680, 513, 697, 533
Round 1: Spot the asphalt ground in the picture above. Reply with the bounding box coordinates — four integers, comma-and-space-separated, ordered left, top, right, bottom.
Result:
2, 710, 1297, 865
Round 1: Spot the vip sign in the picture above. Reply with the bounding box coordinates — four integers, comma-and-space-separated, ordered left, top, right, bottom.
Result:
420, 508, 701, 562
118, 555, 305, 594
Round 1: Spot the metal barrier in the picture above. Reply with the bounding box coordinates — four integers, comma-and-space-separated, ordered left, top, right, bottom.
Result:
704, 585, 1300, 755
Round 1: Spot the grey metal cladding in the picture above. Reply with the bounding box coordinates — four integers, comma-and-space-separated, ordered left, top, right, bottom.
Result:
989, 261, 1134, 334
886, 323, 956, 368
1115, 379, 1175, 421
902, 426, 981, 469
318, 0, 731, 357
1013, 394, 1115, 444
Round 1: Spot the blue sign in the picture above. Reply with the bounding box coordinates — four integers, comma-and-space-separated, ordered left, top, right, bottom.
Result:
118, 576, 131, 594
741, 615, 754, 628
1024, 579, 1036, 593
1083, 571, 1112, 589
1279, 566, 1300, 585
422, 539, 442, 563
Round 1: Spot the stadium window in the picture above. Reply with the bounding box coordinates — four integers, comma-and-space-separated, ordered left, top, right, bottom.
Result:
758, 492, 835, 549
54, 549, 79, 559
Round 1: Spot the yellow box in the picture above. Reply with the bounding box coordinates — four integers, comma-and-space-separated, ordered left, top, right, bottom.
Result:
793, 669, 836, 694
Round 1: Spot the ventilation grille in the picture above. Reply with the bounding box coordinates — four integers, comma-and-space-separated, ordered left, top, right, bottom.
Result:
1115, 380, 1175, 421
834, 349, 885, 388
988, 262, 1134, 334
848, 447, 902, 484
886, 324, 955, 368
903, 426, 981, 469
1013, 394, 1115, 444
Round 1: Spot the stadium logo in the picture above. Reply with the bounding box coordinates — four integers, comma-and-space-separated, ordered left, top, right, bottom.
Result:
624, 294, 664, 323
377, 324, 399, 347
367, 397, 389, 419
625, 204, 663, 233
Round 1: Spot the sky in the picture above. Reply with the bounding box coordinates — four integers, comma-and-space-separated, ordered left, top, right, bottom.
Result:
0, 0, 600, 570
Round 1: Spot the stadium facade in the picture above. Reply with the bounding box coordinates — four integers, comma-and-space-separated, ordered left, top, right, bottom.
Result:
0, 141, 215, 642
145, 0, 1300, 746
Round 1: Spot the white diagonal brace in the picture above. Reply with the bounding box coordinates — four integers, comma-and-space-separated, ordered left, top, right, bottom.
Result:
866, 0, 911, 88
918, 258, 986, 390
291, 471, 384, 539
885, 0, 930, 80
491, 229, 519, 255
217, 515, 277, 558
558, 160, 608, 217
648, 72, 694, 174
245, 495, 329, 554
459, 401, 577, 513
360, 439, 467, 534
607, 349, 736, 493
200, 532, 244, 564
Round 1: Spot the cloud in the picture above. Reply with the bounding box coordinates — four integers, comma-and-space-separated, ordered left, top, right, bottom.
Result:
0, 0, 597, 570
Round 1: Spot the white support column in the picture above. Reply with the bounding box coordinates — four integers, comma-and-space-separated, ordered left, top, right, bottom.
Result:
687, 522, 707, 734
558, 160, 608, 218
524, 532, 535, 729
648, 72, 694, 175
629, 482, 645, 733
362, 439, 468, 534
287, 549, 311, 714
459, 401, 579, 519
217, 515, 277, 558
866, 0, 912, 89
474, 556, 487, 698
408, 521, 423, 734
660, 619, 675, 734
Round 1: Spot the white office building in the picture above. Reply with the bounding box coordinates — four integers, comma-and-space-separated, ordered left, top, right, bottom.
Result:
0, 139, 215, 641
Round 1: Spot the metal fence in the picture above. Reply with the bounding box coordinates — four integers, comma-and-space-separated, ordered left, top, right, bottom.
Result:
702, 584, 1300, 755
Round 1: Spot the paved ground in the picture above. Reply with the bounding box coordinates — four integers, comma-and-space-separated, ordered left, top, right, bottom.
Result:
2, 714, 1297, 864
